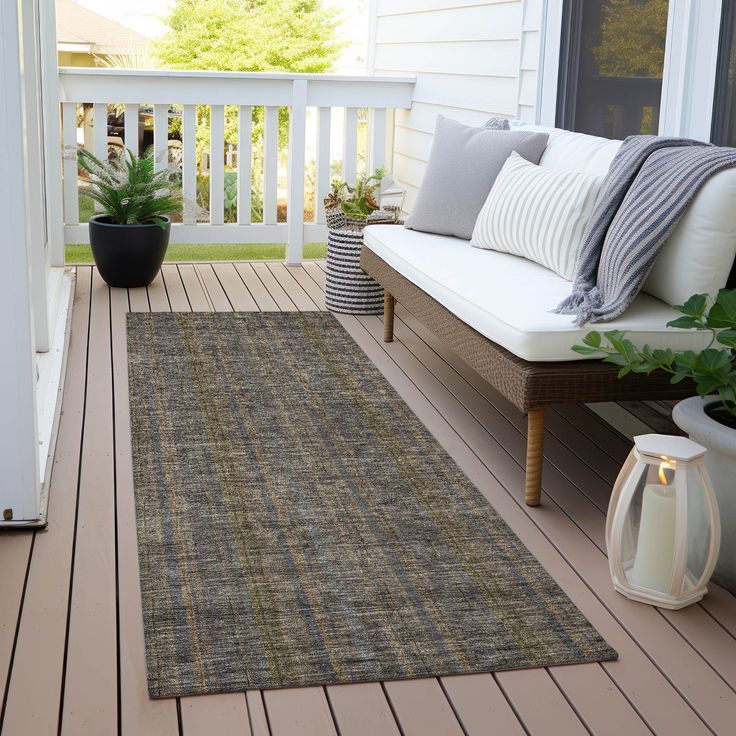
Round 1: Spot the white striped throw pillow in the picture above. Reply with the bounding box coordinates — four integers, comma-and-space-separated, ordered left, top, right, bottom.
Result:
471, 152, 603, 280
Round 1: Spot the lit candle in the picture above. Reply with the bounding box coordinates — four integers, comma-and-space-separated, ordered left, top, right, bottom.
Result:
628, 463, 677, 592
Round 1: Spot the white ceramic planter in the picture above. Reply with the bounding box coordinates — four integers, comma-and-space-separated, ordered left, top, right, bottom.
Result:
672, 396, 736, 593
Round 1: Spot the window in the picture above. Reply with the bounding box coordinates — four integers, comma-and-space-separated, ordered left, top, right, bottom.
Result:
712, 1, 736, 146
557, 0, 670, 139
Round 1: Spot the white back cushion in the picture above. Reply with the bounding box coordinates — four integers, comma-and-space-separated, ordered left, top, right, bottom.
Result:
471, 153, 603, 280
644, 167, 736, 304
511, 123, 622, 176
512, 123, 736, 302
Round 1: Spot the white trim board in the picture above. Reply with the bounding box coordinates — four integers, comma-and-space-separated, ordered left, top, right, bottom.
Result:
29, 268, 75, 529
659, 0, 722, 140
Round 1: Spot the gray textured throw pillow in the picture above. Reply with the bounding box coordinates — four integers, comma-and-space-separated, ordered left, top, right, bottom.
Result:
404, 116, 549, 240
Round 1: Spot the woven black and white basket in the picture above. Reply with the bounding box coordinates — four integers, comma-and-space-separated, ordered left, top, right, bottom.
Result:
325, 227, 385, 314
324, 205, 402, 314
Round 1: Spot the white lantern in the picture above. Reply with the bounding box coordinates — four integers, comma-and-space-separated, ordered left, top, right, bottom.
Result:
606, 434, 721, 609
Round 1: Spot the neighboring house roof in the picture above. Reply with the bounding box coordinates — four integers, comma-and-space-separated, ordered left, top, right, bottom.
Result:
56, 0, 151, 55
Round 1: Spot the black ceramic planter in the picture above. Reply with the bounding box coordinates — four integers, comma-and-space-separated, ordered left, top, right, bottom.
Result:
89, 214, 171, 288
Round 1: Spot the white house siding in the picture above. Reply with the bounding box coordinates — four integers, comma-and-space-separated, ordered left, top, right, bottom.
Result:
370, 0, 545, 212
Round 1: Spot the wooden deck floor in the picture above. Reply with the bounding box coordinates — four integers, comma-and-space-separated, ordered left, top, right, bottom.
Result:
1, 261, 736, 736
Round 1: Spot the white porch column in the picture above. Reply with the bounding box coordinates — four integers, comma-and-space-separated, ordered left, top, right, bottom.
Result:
39, 0, 64, 268
20, 0, 51, 352
0, 0, 42, 521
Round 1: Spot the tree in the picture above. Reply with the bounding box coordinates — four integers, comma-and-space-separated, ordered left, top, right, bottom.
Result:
156, 0, 342, 75
156, 0, 343, 148
590, 0, 668, 78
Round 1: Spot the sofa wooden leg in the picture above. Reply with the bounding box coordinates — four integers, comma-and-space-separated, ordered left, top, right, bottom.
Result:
525, 407, 545, 506
383, 292, 395, 342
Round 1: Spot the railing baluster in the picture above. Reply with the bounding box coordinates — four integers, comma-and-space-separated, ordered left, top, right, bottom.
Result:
93, 102, 107, 161
287, 80, 307, 264
92, 103, 108, 212
263, 105, 279, 225
61, 102, 79, 225
124, 104, 139, 157
182, 104, 197, 224
237, 105, 252, 225
342, 107, 358, 185
368, 107, 387, 173
315, 107, 331, 224
153, 103, 168, 171
210, 104, 225, 225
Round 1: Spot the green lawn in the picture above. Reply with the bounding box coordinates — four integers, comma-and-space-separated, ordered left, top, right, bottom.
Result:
65, 242, 327, 264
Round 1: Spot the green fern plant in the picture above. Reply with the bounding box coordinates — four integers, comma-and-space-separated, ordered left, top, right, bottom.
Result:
78, 147, 181, 228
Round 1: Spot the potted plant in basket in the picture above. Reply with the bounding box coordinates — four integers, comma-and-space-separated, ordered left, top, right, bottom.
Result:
324, 168, 401, 228
78, 148, 181, 288
323, 169, 403, 315
572, 289, 736, 592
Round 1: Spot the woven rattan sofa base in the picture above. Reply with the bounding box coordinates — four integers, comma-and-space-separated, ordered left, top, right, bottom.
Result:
361, 246, 695, 506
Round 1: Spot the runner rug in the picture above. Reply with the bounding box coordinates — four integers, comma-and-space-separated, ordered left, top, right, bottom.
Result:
127, 312, 616, 698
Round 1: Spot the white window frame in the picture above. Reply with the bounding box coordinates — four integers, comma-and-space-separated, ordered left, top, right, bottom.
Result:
537, 0, 723, 142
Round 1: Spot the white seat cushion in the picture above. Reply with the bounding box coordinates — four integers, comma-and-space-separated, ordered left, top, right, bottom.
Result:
364, 225, 713, 362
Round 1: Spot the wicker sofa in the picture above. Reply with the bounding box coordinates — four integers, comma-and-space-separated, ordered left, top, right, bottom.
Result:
361, 125, 736, 506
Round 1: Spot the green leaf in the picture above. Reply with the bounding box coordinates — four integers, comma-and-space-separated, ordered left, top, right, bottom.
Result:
582, 331, 602, 349
666, 315, 702, 330
672, 293, 707, 319
697, 348, 732, 372
603, 353, 631, 367
571, 344, 601, 356
716, 329, 736, 348
707, 290, 736, 329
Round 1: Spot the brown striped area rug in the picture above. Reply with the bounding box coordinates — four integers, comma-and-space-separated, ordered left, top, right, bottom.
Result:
127, 312, 616, 698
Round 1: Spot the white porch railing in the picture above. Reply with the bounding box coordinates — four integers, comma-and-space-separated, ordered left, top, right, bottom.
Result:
58, 68, 415, 263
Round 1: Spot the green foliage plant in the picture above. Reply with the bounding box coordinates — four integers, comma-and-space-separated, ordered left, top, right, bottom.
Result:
326, 168, 387, 221
78, 148, 181, 228
572, 291, 736, 420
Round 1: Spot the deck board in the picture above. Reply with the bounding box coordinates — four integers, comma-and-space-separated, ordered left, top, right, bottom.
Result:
326, 683, 401, 736
180, 693, 251, 736
178, 264, 212, 311
439, 674, 526, 736
383, 679, 465, 736
496, 668, 589, 735
211, 263, 259, 311
1, 261, 734, 736
234, 263, 279, 311
263, 687, 337, 736
61, 270, 118, 735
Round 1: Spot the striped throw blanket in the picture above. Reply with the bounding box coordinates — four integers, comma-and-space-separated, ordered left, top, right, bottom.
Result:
555, 135, 736, 324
